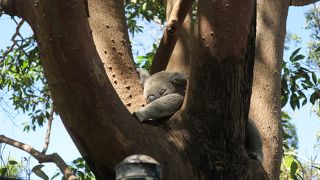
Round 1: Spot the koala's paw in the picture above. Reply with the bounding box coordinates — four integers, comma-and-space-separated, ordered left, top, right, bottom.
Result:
133, 111, 145, 122
248, 152, 263, 163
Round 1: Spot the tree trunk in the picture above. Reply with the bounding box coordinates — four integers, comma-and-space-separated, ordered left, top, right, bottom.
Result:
178, 0, 267, 178
249, 0, 289, 178
1, 0, 268, 179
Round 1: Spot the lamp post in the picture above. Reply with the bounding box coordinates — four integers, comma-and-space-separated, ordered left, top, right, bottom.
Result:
115, 154, 162, 180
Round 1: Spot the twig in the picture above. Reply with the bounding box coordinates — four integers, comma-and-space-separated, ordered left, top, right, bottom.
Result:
290, 0, 320, 6
0, 19, 25, 61
0, 134, 77, 180
42, 106, 55, 154
150, 0, 193, 74
285, 152, 320, 164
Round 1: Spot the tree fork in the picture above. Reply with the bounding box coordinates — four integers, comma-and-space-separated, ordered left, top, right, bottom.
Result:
0, 0, 195, 179
0, 0, 272, 179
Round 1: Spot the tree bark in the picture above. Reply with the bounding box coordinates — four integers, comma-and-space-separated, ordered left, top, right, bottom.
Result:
87, 0, 144, 112
165, 0, 192, 75
1, 0, 268, 179
177, 0, 267, 178
249, 0, 289, 179
0, 0, 194, 179
290, 0, 320, 6
150, 0, 193, 74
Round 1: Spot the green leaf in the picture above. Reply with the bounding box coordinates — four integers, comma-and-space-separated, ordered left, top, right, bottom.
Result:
312, 72, 318, 84
284, 156, 294, 168
32, 165, 48, 180
0, 167, 7, 176
290, 161, 298, 178
292, 54, 305, 62
32, 164, 44, 172
8, 160, 17, 165
290, 48, 301, 61
50, 172, 60, 179
310, 91, 318, 104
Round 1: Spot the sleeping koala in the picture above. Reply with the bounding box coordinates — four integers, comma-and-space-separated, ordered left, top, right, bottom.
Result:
134, 68, 263, 163
134, 68, 187, 121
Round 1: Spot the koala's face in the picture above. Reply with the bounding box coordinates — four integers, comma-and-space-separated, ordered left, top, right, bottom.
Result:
143, 71, 187, 104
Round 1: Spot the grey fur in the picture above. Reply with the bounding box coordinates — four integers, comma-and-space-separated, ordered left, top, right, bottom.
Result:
134, 70, 263, 163
246, 119, 264, 162
136, 68, 150, 85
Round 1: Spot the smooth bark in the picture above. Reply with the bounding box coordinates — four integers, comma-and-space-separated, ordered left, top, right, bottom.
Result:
249, 0, 289, 179
150, 0, 193, 74
165, 0, 193, 75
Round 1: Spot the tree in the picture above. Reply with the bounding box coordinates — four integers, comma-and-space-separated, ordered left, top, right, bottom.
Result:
0, 0, 319, 179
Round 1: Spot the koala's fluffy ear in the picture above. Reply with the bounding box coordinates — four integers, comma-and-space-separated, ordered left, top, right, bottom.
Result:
170, 72, 188, 85
136, 68, 150, 86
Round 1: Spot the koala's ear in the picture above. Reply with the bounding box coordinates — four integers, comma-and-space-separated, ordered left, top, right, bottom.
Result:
136, 68, 150, 86
170, 72, 188, 85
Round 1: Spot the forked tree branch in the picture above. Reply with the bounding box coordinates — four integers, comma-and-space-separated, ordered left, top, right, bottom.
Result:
42, 106, 55, 154
150, 0, 193, 74
290, 0, 320, 6
0, 135, 77, 180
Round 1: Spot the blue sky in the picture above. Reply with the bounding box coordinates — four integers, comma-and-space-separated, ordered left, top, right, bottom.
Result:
0, 4, 319, 179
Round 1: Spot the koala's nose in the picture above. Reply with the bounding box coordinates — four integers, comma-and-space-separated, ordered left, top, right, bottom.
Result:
147, 95, 156, 103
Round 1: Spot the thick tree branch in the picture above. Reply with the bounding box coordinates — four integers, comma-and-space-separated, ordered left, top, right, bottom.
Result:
150, 0, 193, 74
0, 135, 77, 180
290, 0, 320, 6
42, 106, 55, 154
0, 0, 31, 18
88, 0, 144, 113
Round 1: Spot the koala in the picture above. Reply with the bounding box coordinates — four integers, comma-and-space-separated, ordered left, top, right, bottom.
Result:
134, 68, 187, 121
134, 68, 263, 163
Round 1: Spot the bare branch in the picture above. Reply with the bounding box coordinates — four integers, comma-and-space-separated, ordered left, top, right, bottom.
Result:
290, 0, 320, 6
42, 106, 55, 154
0, 134, 77, 180
150, 0, 193, 74
0, 19, 25, 61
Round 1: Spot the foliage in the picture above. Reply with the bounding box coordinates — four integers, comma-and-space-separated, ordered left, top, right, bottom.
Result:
0, 30, 51, 131
135, 42, 158, 70
51, 157, 95, 180
0, 147, 24, 180
281, 154, 302, 180
285, 33, 302, 50
125, 0, 165, 36
305, 6, 320, 65
282, 112, 298, 151
280, 45, 320, 179
281, 48, 320, 110
0, 159, 23, 179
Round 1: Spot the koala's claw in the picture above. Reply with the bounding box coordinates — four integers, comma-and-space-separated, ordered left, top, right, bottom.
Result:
133, 112, 145, 122
248, 152, 263, 163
